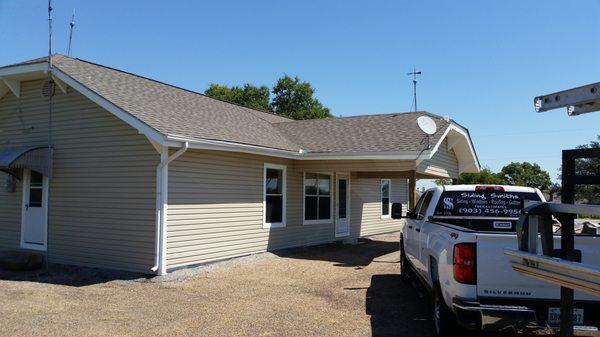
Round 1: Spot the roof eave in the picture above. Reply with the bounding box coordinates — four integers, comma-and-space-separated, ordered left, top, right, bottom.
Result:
165, 134, 425, 161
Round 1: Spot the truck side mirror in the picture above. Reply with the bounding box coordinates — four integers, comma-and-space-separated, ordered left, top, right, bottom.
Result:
391, 203, 404, 219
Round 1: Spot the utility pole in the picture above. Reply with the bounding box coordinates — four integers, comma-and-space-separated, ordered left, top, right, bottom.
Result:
407, 67, 422, 112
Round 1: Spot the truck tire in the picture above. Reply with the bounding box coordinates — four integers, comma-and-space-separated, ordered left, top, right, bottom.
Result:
400, 237, 411, 283
431, 283, 458, 337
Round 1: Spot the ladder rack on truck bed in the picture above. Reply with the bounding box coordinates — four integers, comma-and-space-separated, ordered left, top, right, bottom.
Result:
506, 83, 600, 337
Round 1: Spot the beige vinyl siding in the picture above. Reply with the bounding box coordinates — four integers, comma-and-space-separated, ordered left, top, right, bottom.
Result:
167, 150, 336, 269
166, 151, 413, 269
0, 174, 21, 249
350, 178, 405, 237
0, 80, 157, 273
417, 139, 459, 178
167, 150, 439, 269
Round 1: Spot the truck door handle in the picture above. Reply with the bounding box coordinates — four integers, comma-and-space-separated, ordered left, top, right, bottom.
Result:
415, 228, 421, 232
408, 225, 413, 229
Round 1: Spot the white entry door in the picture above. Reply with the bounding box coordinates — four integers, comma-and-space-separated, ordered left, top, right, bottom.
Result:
21, 169, 48, 251
335, 174, 350, 237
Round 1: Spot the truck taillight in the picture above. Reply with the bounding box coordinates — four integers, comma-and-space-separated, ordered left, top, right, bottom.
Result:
475, 185, 504, 192
453, 243, 476, 284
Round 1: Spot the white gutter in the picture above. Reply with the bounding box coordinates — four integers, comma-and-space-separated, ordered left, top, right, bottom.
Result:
165, 134, 424, 161
151, 141, 189, 275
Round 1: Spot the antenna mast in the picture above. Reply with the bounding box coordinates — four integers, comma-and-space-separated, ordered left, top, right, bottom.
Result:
407, 67, 422, 112
48, 0, 53, 71
45, 0, 55, 273
67, 10, 75, 56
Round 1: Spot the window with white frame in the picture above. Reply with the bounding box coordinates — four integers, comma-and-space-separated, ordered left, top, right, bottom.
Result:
264, 164, 286, 228
304, 172, 332, 224
381, 179, 391, 218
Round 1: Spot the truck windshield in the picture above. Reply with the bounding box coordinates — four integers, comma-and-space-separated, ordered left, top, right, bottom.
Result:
433, 190, 541, 218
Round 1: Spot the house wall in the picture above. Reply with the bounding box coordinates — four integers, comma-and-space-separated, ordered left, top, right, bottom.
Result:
350, 178, 407, 237
0, 79, 158, 273
417, 139, 459, 178
166, 149, 407, 270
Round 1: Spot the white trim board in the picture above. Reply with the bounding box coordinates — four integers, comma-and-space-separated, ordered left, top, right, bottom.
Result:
334, 173, 351, 238
302, 171, 334, 225
380, 178, 392, 219
415, 123, 480, 174
0, 61, 479, 173
20, 169, 49, 251
51, 68, 167, 146
263, 163, 287, 229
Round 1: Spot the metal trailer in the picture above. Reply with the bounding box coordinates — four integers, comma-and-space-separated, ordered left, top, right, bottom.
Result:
505, 83, 600, 337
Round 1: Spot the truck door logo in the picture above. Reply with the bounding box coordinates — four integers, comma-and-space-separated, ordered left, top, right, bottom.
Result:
443, 198, 454, 210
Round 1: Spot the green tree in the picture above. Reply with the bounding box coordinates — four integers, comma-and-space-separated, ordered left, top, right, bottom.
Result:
434, 167, 504, 186
499, 162, 552, 191
205, 83, 271, 112
547, 182, 561, 202
573, 135, 599, 204
271, 75, 332, 120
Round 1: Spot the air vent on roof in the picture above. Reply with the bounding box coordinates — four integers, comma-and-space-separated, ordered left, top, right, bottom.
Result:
41, 80, 56, 98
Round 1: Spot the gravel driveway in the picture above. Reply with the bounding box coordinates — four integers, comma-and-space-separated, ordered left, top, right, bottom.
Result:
0, 233, 436, 337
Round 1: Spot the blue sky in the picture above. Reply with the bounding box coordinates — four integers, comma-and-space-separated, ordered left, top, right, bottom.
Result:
1, 1, 599, 186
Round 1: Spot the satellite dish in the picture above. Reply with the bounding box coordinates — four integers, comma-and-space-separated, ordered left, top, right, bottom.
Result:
417, 116, 437, 135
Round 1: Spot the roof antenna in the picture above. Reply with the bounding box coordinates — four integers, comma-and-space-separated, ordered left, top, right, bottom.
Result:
407, 67, 422, 112
44, 0, 55, 274
66, 9, 75, 56
48, 0, 53, 70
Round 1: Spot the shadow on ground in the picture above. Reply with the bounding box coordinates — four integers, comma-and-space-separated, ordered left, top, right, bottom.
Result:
0, 264, 147, 287
366, 274, 434, 337
274, 238, 399, 268
366, 274, 510, 337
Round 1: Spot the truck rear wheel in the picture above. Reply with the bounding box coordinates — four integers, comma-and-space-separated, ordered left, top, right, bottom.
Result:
431, 284, 458, 337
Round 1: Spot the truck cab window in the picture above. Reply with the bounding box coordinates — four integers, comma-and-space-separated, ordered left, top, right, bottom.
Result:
417, 192, 434, 220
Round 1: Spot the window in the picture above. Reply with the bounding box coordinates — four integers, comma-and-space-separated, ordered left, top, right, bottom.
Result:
28, 171, 44, 208
304, 172, 332, 224
381, 179, 391, 218
264, 164, 286, 228
416, 191, 433, 220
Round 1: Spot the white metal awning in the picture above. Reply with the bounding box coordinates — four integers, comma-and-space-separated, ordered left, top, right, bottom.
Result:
0, 146, 53, 179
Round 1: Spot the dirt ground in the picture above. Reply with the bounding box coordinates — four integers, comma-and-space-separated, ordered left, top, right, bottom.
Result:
0, 233, 437, 337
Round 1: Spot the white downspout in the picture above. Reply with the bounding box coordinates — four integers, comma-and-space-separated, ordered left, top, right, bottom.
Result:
151, 142, 189, 275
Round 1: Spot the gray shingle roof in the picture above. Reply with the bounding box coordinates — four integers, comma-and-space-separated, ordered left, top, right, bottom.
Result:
3, 55, 457, 155
273, 112, 451, 153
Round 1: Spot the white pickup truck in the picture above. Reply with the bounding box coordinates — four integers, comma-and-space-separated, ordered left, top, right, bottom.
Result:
395, 185, 599, 336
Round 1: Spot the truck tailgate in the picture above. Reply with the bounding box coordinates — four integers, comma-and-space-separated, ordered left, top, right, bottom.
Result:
475, 233, 599, 301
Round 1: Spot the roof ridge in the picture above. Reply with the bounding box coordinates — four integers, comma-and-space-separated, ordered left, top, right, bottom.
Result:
274, 110, 448, 125
50, 54, 294, 123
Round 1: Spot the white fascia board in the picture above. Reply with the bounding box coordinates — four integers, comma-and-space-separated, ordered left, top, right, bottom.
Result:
0, 63, 48, 77
166, 134, 301, 159
51, 75, 68, 94
449, 123, 480, 172
51, 68, 167, 146
302, 151, 421, 160
0, 61, 167, 147
1, 77, 20, 98
417, 123, 480, 173
0, 81, 9, 99
166, 134, 422, 161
